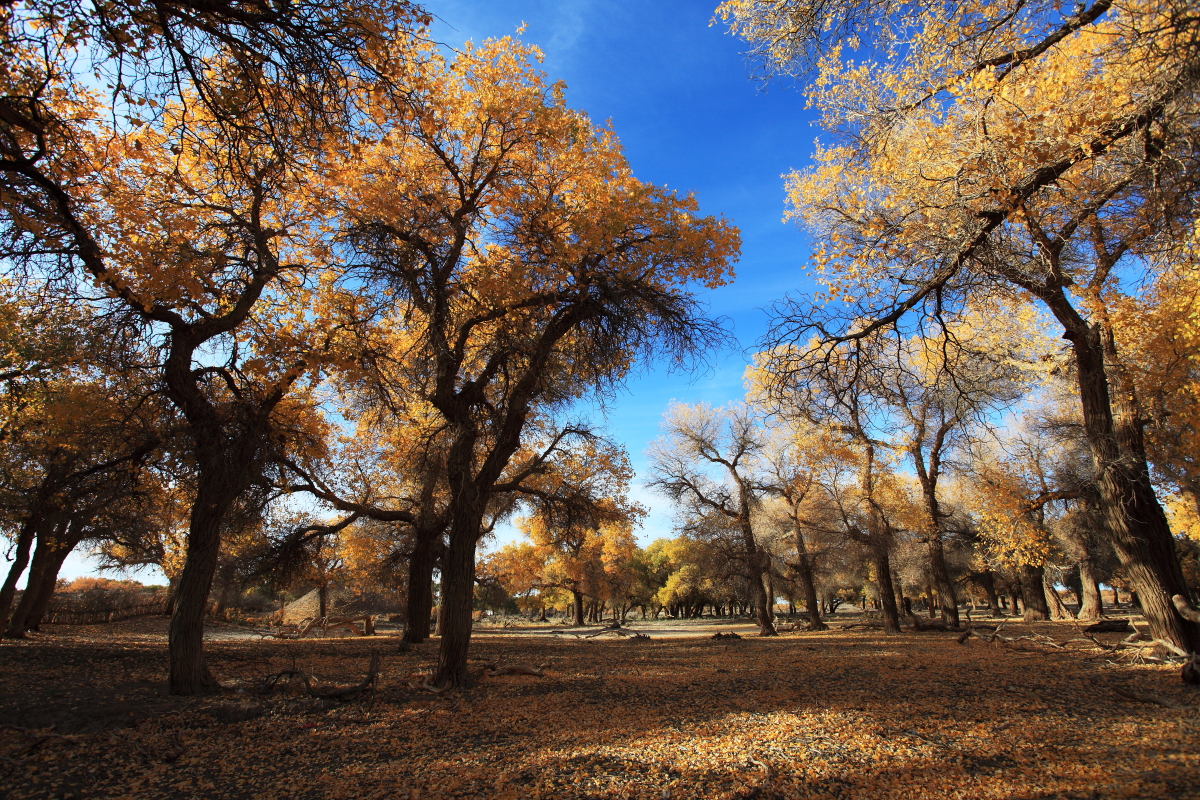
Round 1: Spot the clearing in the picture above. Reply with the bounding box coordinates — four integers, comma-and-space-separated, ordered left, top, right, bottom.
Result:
1, 614, 1197, 799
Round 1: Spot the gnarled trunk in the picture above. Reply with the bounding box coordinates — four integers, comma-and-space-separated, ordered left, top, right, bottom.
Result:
1049, 301, 1200, 650
927, 534, 959, 627
791, 519, 826, 630
1021, 564, 1050, 621
1078, 572, 1104, 621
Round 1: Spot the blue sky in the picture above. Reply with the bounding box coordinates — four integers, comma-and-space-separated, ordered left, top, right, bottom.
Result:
422, 1, 823, 547
57, 1, 824, 582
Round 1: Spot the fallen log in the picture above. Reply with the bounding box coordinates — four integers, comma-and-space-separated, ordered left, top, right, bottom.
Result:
486, 663, 545, 678
260, 651, 380, 700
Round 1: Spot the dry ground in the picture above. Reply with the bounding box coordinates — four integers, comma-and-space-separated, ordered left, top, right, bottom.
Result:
1, 615, 1197, 799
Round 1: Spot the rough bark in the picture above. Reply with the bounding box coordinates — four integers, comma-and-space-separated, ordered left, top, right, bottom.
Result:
1042, 295, 1200, 650
168, 471, 231, 696
0, 517, 40, 629
1078, 562, 1105, 620
871, 540, 902, 634
926, 534, 959, 626
977, 570, 1002, 615
1021, 564, 1051, 621
402, 532, 436, 643
571, 589, 585, 627
1044, 573, 1074, 621
434, 522, 478, 689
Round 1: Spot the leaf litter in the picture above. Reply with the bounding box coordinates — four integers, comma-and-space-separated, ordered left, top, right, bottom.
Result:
1, 616, 1197, 799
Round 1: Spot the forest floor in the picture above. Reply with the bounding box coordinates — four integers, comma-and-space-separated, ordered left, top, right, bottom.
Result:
1, 613, 1197, 799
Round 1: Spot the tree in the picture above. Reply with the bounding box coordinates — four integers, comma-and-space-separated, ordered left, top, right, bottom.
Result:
755, 422, 853, 630
1, 0, 428, 693
648, 402, 777, 635
335, 37, 737, 687
719, 0, 1200, 651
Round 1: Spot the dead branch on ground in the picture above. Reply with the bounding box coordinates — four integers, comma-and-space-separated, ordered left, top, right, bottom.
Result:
260, 651, 380, 700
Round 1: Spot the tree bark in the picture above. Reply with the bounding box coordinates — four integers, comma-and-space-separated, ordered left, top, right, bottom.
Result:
926, 534, 960, 626
871, 540, 901, 633
978, 570, 1002, 615
1044, 573, 1074, 621
1021, 564, 1050, 621
18, 540, 73, 632
168, 472, 230, 696
6, 537, 60, 637
433, 522, 478, 688
1044, 297, 1200, 650
0, 516, 40, 629
403, 531, 437, 643
791, 519, 826, 630
571, 589, 585, 627
1077, 561, 1105, 620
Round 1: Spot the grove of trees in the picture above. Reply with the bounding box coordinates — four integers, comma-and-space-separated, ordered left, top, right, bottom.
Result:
2, 0, 1199, 699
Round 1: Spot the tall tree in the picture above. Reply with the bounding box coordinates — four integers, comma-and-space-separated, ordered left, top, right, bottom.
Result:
648, 402, 778, 635
720, 0, 1200, 651
335, 37, 737, 687
1, 0, 427, 693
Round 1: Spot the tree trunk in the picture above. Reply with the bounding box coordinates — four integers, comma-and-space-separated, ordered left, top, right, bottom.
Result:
0, 517, 40, 629
433, 525, 478, 689
19, 540, 73, 632
403, 532, 436, 643
927, 534, 960, 626
318, 583, 328, 618
1044, 573, 1074, 621
871, 540, 901, 633
1021, 564, 1050, 621
792, 522, 826, 630
736, 481, 776, 636
6, 536, 62, 637
978, 571, 1002, 615
1078, 561, 1105, 620
571, 589, 585, 627
1053, 306, 1200, 650
168, 474, 230, 696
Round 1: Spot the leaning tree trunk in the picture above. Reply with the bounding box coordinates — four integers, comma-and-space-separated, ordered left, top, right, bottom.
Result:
0, 516, 40, 629
5, 535, 67, 637
792, 521, 826, 630
1044, 573, 1074, 621
870, 538, 902, 634
1055, 306, 1200, 650
1021, 564, 1051, 621
19, 538, 74, 632
168, 468, 235, 696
